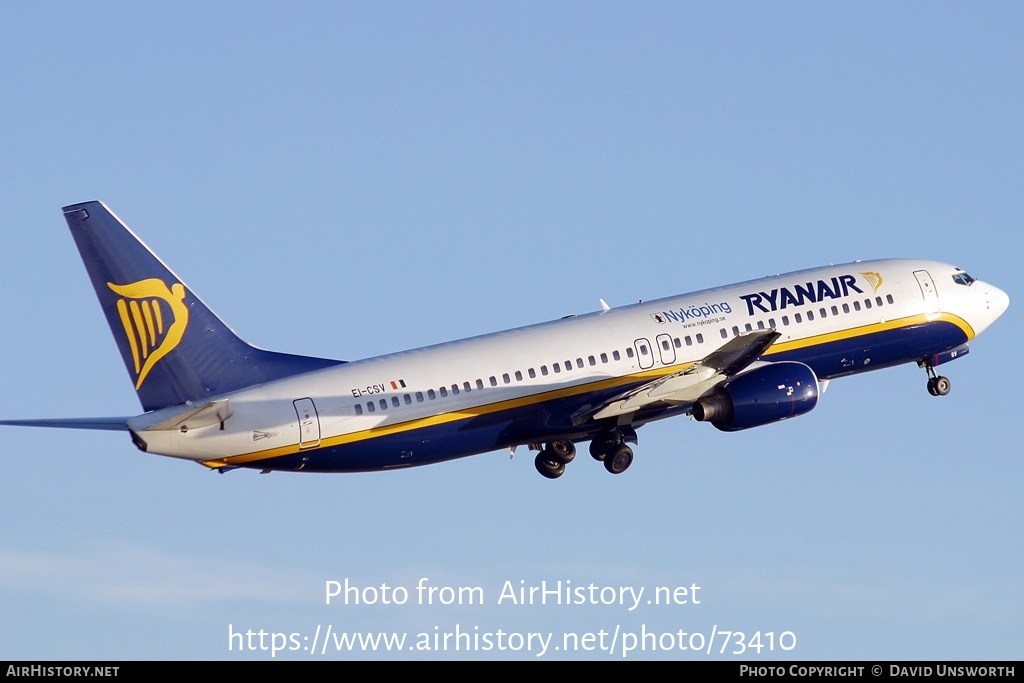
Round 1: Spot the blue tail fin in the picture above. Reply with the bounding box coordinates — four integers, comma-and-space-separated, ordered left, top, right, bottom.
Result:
63, 201, 343, 412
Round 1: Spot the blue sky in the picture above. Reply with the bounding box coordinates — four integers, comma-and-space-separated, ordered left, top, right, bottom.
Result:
0, 1, 1020, 660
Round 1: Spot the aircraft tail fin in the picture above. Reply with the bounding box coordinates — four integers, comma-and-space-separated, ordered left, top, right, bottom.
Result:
63, 201, 343, 412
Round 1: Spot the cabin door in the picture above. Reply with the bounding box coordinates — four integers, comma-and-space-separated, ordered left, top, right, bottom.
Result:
294, 398, 321, 449
913, 270, 939, 316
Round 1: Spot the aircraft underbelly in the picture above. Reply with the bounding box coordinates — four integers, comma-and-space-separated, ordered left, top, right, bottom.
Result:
770, 319, 969, 379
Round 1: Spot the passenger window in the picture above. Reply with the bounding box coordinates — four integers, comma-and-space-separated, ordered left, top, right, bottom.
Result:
721, 328, 728, 339
795, 313, 803, 323
515, 370, 523, 381
404, 394, 412, 405
853, 301, 861, 311
807, 310, 814, 320
588, 356, 596, 366
600, 353, 608, 363
489, 376, 497, 387
565, 361, 572, 371
367, 402, 375, 413
613, 350, 621, 361
528, 368, 536, 379
475, 379, 483, 390
502, 373, 510, 384
392, 396, 400, 407
831, 306, 839, 316
886, 294, 894, 304
416, 392, 424, 402
626, 348, 634, 358
782, 316, 789, 326
427, 389, 436, 400
553, 364, 561, 374
354, 404, 363, 416
379, 399, 387, 410
439, 387, 447, 397
696, 334, 704, 344
451, 384, 459, 395
576, 358, 584, 368
843, 304, 850, 313
541, 366, 548, 376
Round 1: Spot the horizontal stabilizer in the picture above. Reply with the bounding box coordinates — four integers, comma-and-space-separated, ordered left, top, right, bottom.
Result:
0, 417, 130, 431
141, 400, 232, 432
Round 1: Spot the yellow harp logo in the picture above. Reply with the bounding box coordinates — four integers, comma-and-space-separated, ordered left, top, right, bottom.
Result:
107, 279, 189, 389
860, 271, 884, 293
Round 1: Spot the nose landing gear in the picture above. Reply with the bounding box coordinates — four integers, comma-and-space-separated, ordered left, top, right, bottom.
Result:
923, 363, 951, 396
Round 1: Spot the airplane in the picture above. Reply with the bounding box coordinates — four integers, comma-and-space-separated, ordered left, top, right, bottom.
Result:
0, 201, 1010, 479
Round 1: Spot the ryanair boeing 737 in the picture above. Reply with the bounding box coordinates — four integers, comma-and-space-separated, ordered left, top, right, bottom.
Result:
0, 202, 1009, 478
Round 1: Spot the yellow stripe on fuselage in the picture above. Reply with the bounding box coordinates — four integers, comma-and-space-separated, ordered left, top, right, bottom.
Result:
200, 312, 973, 469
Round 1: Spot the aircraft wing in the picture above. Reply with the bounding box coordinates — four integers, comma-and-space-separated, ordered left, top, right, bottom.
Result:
573, 329, 780, 423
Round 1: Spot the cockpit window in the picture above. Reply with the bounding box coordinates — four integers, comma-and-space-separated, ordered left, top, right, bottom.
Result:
952, 271, 975, 286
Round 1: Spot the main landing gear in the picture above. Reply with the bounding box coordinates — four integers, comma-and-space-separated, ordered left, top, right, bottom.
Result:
533, 428, 637, 479
588, 430, 634, 475
534, 440, 576, 479
922, 363, 951, 397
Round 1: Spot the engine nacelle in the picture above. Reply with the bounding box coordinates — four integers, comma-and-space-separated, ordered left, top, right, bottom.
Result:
692, 361, 819, 432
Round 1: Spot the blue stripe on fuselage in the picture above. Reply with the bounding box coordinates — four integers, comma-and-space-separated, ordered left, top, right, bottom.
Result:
241, 319, 969, 473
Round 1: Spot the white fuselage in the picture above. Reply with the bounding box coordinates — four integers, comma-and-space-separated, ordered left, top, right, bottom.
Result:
127, 258, 1008, 472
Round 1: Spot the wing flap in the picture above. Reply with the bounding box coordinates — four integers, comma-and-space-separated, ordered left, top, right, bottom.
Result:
577, 330, 781, 424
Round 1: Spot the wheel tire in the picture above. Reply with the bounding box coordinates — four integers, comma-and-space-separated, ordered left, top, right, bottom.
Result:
934, 376, 951, 396
549, 440, 576, 464
535, 453, 565, 479
927, 377, 938, 396
589, 432, 618, 461
604, 445, 633, 475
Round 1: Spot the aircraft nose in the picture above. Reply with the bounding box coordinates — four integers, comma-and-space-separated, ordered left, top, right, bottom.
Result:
970, 280, 1009, 336
991, 284, 1010, 317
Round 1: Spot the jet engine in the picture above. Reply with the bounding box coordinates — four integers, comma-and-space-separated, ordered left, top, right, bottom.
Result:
692, 361, 819, 432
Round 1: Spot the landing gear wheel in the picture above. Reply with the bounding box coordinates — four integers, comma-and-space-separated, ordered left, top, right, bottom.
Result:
604, 445, 633, 475
548, 440, 576, 464
535, 453, 565, 479
926, 370, 951, 397
589, 431, 620, 461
